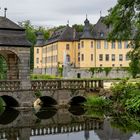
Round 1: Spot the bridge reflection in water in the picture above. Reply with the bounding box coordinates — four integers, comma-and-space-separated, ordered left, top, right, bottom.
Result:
0, 106, 133, 140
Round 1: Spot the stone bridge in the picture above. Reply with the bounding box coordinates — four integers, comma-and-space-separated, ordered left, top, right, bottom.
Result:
0, 79, 104, 107
0, 17, 104, 107
0, 108, 103, 140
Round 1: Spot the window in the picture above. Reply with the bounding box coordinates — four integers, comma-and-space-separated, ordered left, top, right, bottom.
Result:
119, 54, 123, 61
81, 41, 84, 48
91, 54, 93, 61
120, 64, 122, 67
112, 64, 115, 67
36, 58, 39, 64
78, 53, 80, 62
112, 54, 115, 61
118, 41, 122, 49
66, 55, 70, 62
81, 54, 84, 61
100, 32, 104, 37
66, 44, 70, 50
97, 41, 101, 49
91, 41, 93, 48
105, 54, 109, 61
78, 43, 80, 49
100, 64, 103, 67
125, 41, 129, 48
112, 41, 115, 49
104, 41, 108, 49
99, 54, 103, 61
37, 49, 39, 54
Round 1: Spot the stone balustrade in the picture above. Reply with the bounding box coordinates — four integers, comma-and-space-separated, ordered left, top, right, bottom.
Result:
31, 79, 104, 91
0, 80, 21, 91
0, 79, 103, 91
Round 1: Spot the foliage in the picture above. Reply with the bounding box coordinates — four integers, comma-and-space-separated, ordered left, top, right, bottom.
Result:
104, 0, 140, 78
58, 67, 63, 77
72, 24, 84, 32
110, 112, 140, 133
128, 51, 140, 78
85, 96, 112, 109
85, 108, 105, 118
125, 90, 140, 112
89, 67, 96, 77
31, 74, 61, 80
111, 80, 140, 113
0, 56, 7, 79
0, 97, 5, 116
19, 20, 51, 70
104, 67, 112, 76
35, 90, 42, 98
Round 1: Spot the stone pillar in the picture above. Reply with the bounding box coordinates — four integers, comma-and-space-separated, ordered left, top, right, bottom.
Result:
19, 48, 31, 90
18, 128, 31, 140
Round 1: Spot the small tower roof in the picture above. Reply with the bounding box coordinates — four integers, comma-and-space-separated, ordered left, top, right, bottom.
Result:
80, 17, 93, 39
35, 32, 45, 47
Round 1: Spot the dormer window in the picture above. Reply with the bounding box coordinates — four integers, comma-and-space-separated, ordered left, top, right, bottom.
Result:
100, 32, 104, 37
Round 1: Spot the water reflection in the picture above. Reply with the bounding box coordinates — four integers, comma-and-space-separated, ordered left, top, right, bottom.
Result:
35, 107, 57, 120
68, 105, 86, 116
0, 107, 19, 125
0, 107, 140, 140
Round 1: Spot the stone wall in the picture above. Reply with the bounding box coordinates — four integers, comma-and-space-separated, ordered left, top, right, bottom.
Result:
33, 67, 58, 76
33, 67, 130, 79
66, 68, 130, 79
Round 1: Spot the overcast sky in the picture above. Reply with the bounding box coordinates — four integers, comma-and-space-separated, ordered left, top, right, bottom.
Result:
0, 0, 117, 27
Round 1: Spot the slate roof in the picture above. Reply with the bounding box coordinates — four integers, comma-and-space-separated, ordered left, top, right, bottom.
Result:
45, 17, 112, 44
35, 32, 45, 47
92, 17, 112, 39
46, 25, 78, 45
0, 16, 31, 47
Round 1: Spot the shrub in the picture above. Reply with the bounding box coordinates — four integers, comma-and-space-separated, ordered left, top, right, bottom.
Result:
35, 90, 42, 98
85, 96, 111, 109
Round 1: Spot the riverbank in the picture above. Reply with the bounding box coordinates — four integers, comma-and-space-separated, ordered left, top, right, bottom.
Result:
86, 79, 140, 114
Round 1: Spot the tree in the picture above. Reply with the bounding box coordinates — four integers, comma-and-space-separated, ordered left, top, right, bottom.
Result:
0, 56, 7, 79
104, 0, 140, 78
19, 21, 50, 70
19, 20, 36, 70
72, 24, 84, 32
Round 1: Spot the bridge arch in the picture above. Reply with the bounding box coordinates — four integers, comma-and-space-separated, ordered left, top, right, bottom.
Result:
1, 95, 19, 107
69, 96, 87, 105
0, 49, 21, 80
34, 96, 57, 107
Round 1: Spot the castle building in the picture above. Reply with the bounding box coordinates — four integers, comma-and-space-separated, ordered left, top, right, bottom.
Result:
34, 17, 131, 77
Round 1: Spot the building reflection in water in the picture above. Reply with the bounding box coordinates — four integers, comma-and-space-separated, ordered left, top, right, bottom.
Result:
0, 106, 134, 140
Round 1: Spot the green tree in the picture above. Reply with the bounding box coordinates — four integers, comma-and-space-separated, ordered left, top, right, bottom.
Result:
72, 24, 84, 32
19, 20, 36, 70
0, 56, 7, 79
104, 0, 140, 78
19, 21, 50, 70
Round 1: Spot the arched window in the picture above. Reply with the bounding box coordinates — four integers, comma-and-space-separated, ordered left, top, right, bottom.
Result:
66, 55, 70, 62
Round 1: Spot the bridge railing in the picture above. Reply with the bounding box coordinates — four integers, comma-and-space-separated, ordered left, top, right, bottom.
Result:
31, 79, 103, 91
0, 80, 21, 91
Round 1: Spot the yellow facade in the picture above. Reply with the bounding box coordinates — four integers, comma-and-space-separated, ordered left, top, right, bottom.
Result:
34, 47, 42, 69
34, 18, 131, 70
34, 39, 131, 69
95, 40, 131, 67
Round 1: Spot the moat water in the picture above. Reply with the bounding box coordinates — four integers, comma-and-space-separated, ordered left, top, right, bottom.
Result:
0, 106, 140, 140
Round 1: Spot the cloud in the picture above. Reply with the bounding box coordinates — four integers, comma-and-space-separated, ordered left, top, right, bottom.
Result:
1, 0, 117, 26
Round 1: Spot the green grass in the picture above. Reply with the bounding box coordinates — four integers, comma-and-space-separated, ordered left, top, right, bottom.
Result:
31, 74, 62, 80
